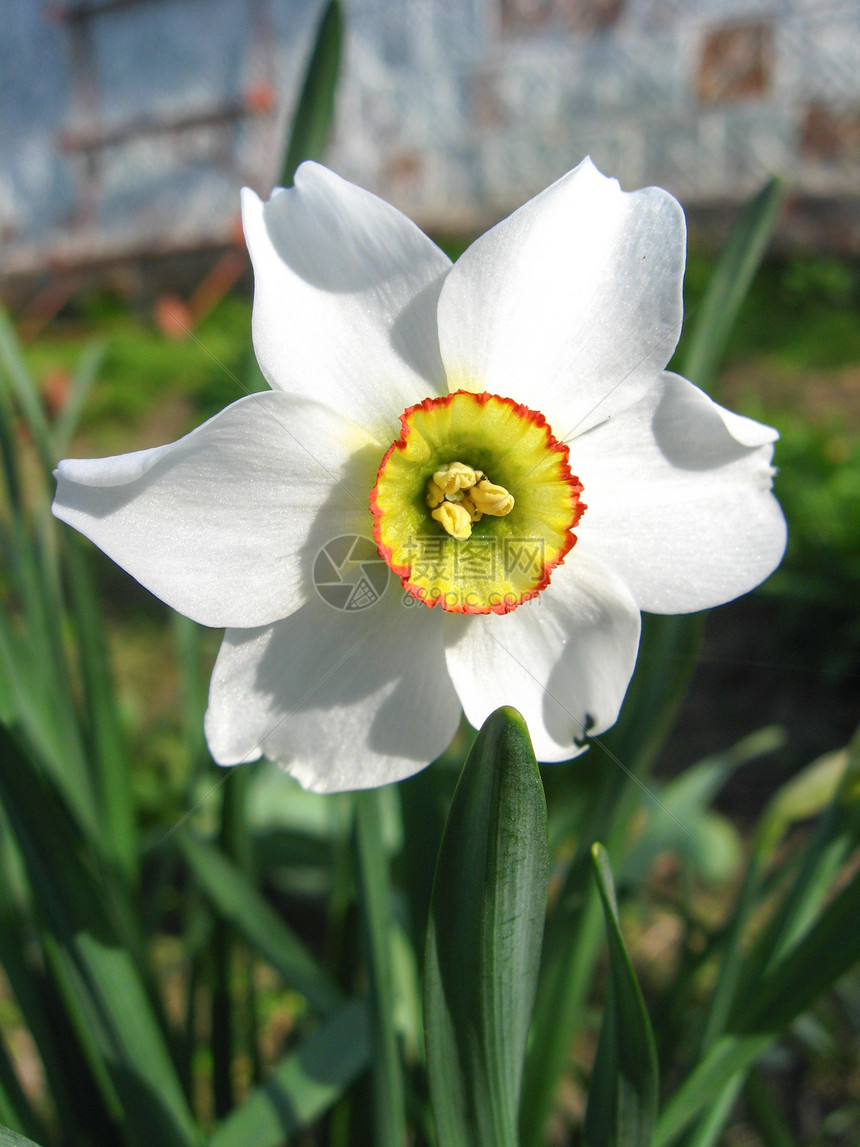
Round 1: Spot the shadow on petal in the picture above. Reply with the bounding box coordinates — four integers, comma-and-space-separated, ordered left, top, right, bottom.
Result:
297, 439, 386, 599
237, 587, 458, 770
389, 275, 447, 384
652, 376, 758, 471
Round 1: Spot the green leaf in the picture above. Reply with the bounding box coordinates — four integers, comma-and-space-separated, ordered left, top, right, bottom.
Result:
679, 176, 785, 393
742, 1069, 798, 1147
280, 0, 342, 186
0, 851, 115, 1145
654, 860, 860, 1146
619, 727, 784, 885
682, 1073, 745, 1147
521, 613, 702, 1147
172, 612, 209, 769
0, 725, 200, 1147
663, 736, 860, 1147
764, 745, 853, 837
209, 998, 371, 1147
700, 740, 859, 1059
63, 535, 137, 883
584, 844, 659, 1147
0, 1038, 39, 1142
738, 854, 860, 1035
354, 787, 409, 1147
424, 707, 549, 1147
0, 307, 52, 473
0, 621, 96, 840
178, 829, 342, 1016
0, 340, 22, 511
209, 766, 253, 1118
50, 340, 105, 459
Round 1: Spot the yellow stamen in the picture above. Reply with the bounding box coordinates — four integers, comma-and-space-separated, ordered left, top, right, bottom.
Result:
431, 501, 473, 540
425, 478, 445, 509
424, 459, 513, 537
461, 493, 483, 523
470, 478, 515, 517
432, 462, 480, 496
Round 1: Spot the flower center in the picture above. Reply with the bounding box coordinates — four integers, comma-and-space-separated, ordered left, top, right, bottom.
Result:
426, 462, 515, 540
371, 390, 585, 614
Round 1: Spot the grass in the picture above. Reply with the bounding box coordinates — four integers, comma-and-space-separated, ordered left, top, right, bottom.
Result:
24, 295, 262, 453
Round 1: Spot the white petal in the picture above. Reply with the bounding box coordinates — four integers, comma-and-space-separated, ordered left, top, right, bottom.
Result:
204, 584, 461, 792
244, 163, 451, 436
53, 393, 379, 628
443, 552, 641, 762
437, 157, 686, 435
573, 372, 787, 613
715, 404, 779, 448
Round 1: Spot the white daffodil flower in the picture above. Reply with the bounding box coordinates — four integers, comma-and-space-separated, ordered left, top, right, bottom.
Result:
53, 159, 786, 792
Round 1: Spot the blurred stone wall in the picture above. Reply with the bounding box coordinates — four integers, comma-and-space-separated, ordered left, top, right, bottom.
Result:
332, 0, 860, 242
0, 0, 322, 279
2, 0, 860, 285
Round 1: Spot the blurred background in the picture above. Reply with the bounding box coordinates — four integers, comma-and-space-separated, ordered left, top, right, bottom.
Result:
8, 0, 860, 275
1, 3, 860, 1144
4, 0, 860, 278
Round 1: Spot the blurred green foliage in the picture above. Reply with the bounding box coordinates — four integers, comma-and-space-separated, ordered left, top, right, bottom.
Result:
24, 297, 258, 443
683, 252, 860, 370
679, 255, 860, 678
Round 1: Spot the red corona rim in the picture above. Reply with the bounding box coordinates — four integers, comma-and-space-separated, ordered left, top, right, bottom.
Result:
370, 390, 585, 614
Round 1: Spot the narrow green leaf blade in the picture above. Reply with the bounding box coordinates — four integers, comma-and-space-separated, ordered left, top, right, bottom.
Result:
179, 829, 343, 1015
0, 853, 115, 1145
63, 535, 137, 882
682, 1072, 745, 1147
0, 345, 22, 510
654, 1033, 769, 1147
743, 1069, 799, 1147
425, 707, 549, 1147
209, 998, 371, 1147
0, 307, 52, 472
700, 741, 858, 1058
742, 740, 860, 987
0, 1039, 39, 1142
679, 176, 785, 393
584, 844, 659, 1147
521, 613, 702, 1147
0, 726, 200, 1147
50, 340, 105, 459
655, 862, 860, 1146
619, 726, 784, 886
280, 0, 342, 186
739, 860, 860, 1036
355, 788, 408, 1147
